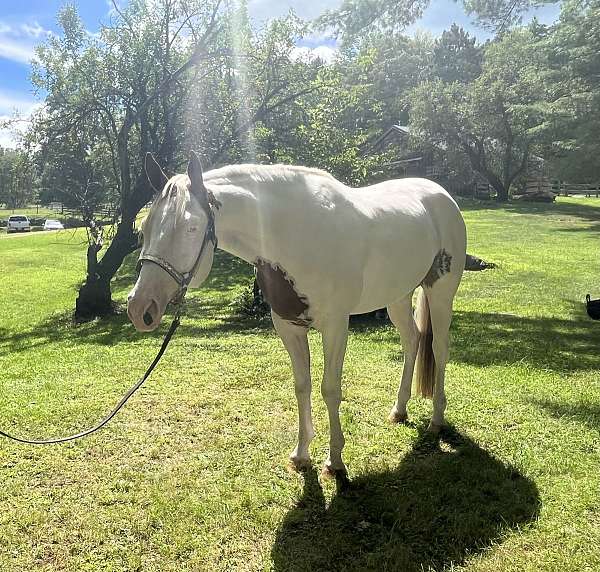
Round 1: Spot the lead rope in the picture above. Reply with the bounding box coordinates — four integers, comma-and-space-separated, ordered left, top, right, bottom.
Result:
0, 309, 182, 445
1, 201, 217, 446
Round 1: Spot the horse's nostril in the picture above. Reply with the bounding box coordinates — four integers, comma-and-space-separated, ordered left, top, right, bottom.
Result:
143, 312, 154, 326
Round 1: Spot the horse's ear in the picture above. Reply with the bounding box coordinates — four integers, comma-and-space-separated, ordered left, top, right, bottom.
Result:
187, 151, 221, 213
145, 152, 168, 192
187, 151, 205, 190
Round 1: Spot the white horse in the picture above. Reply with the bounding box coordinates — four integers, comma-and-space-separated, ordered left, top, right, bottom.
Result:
127, 152, 466, 477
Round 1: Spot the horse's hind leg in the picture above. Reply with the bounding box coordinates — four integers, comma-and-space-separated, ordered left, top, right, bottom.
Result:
387, 291, 419, 424
423, 281, 459, 432
272, 311, 314, 470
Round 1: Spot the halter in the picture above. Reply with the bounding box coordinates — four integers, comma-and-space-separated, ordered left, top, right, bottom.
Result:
135, 206, 218, 311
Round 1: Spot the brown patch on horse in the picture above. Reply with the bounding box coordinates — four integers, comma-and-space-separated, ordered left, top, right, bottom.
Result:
255, 259, 310, 324
422, 249, 452, 288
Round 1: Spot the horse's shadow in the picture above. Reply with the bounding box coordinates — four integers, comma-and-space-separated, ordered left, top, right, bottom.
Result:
271, 425, 540, 572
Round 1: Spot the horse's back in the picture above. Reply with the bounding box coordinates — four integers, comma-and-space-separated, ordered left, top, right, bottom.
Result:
351, 178, 461, 220
347, 177, 466, 314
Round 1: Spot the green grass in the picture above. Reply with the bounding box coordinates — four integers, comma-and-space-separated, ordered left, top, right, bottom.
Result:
1, 197, 599, 571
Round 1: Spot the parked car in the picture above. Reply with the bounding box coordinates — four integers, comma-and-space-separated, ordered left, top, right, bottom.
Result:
6, 215, 31, 233
43, 219, 65, 231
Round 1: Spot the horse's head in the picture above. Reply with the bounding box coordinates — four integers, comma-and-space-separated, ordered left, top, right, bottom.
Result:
127, 152, 217, 332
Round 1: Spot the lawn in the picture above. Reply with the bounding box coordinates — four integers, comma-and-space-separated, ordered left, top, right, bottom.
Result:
0, 197, 599, 571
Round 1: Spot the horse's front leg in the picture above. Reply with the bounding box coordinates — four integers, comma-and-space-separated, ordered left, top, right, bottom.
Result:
272, 311, 314, 470
320, 316, 349, 478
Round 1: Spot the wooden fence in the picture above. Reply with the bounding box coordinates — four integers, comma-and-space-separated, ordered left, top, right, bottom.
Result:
551, 181, 600, 197
48, 203, 117, 219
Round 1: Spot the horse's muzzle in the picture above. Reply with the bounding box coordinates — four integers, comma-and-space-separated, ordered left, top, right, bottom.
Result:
127, 295, 162, 332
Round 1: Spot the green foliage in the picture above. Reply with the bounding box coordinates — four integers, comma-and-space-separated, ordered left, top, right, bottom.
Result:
317, 0, 430, 42
544, 0, 600, 182
185, 11, 319, 166
283, 66, 387, 185
432, 23, 483, 84
0, 147, 36, 208
462, 0, 559, 33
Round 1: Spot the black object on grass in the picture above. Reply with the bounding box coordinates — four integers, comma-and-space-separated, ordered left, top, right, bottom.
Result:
586, 294, 600, 320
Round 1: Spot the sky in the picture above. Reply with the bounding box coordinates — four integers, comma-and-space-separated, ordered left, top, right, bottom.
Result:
0, 0, 561, 148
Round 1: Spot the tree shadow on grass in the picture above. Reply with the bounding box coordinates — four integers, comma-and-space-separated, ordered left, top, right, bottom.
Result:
533, 399, 600, 433
110, 248, 254, 293
458, 197, 600, 225
449, 309, 600, 372
5, 302, 600, 376
272, 425, 540, 572
0, 298, 274, 357
5, 240, 599, 374
0, 249, 268, 356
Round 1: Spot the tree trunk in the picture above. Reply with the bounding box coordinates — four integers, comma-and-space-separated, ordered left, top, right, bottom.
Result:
73, 168, 155, 321
74, 218, 139, 321
75, 275, 114, 321
494, 183, 510, 202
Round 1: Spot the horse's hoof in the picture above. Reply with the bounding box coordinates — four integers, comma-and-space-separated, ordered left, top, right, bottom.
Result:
288, 455, 312, 472
388, 409, 409, 424
322, 463, 351, 491
321, 462, 347, 480
427, 422, 443, 434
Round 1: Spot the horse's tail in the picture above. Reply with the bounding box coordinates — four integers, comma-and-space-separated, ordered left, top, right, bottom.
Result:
415, 289, 435, 398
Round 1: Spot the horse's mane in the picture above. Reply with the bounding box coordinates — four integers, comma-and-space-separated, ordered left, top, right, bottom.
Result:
145, 173, 190, 229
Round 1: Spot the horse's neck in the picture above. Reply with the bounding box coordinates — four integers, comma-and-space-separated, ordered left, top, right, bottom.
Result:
210, 184, 261, 264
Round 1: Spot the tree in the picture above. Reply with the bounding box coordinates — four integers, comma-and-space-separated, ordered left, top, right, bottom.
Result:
544, 0, 600, 182
30, 1, 333, 319
432, 24, 483, 84
462, 0, 559, 34
317, 0, 429, 43
31, 1, 225, 319
0, 148, 36, 209
408, 28, 551, 201
319, 0, 560, 40
184, 8, 321, 166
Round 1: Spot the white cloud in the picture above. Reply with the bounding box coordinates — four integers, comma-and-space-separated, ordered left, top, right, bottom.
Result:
0, 37, 36, 64
0, 117, 21, 149
0, 20, 50, 65
0, 91, 38, 116
0, 91, 41, 149
301, 29, 336, 46
21, 22, 47, 39
290, 45, 338, 64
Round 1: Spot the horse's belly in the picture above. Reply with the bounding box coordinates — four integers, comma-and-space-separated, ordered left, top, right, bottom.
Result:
350, 275, 422, 314
350, 241, 436, 314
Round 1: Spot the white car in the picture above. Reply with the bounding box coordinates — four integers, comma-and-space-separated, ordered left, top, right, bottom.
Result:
43, 219, 65, 231
6, 215, 31, 233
